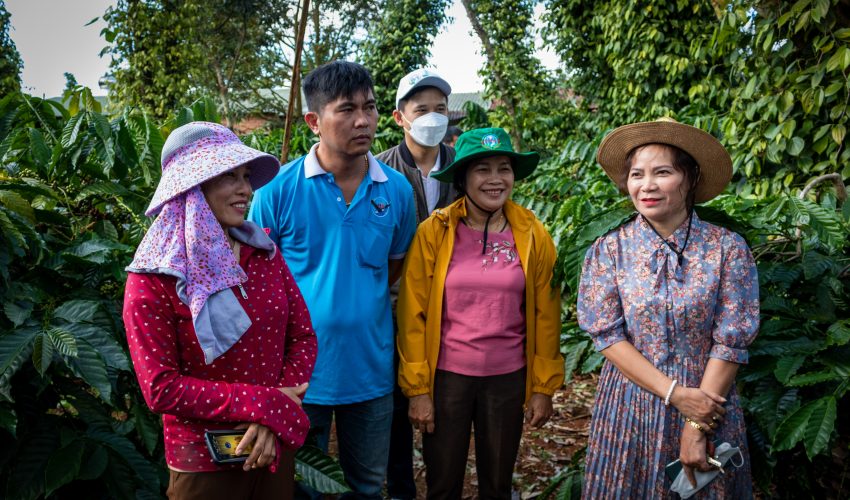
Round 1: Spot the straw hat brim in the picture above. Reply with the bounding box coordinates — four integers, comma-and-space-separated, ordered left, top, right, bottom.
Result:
596, 121, 732, 203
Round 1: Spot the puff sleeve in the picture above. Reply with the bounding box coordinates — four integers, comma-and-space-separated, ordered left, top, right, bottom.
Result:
708, 232, 760, 364
577, 236, 629, 351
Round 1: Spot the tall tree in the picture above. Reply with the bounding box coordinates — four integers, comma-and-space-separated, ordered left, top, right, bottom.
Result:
543, 0, 850, 195
102, 0, 377, 125
718, 0, 850, 195
191, 0, 294, 128
304, 0, 379, 73
461, 0, 554, 149
0, 0, 22, 96
101, 0, 200, 120
359, 0, 449, 114
102, 0, 295, 125
542, 0, 726, 135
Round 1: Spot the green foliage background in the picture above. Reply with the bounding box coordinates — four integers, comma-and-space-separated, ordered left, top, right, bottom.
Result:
360, 0, 450, 113
0, 0, 849, 498
0, 89, 353, 498
514, 1, 850, 496
102, 0, 301, 126
0, 0, 21, 96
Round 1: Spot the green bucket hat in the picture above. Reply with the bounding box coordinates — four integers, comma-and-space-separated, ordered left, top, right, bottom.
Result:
429, 127, 539, 183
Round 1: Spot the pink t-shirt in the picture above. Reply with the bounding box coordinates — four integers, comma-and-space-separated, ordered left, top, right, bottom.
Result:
437, 222, 526, 376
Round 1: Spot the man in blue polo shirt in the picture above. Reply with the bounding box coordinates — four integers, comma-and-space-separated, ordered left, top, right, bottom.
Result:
249, 61, 416, 499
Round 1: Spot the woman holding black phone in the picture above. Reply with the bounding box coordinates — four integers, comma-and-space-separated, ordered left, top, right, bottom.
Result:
123, 122, 316, 499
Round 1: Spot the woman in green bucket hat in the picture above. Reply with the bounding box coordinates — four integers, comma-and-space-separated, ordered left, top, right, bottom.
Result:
397, 128, 564, 498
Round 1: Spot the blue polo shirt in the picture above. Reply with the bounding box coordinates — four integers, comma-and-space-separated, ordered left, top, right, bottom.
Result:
249, 144, 416, 405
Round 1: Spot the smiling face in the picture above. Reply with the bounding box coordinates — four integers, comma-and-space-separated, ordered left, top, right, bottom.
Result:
305, 90, 378, 159
201, 164, 252, 230
463, 155, 515, 213
626, 144, 690, 228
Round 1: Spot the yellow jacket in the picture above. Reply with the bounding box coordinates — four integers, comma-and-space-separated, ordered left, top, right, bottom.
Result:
397, 197, 564, 404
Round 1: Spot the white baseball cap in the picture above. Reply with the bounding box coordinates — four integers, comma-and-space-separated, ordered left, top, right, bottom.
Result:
395, 68, 452, 110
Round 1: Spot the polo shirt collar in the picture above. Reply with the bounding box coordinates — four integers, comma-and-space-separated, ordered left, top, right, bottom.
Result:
304, 142, 388, 182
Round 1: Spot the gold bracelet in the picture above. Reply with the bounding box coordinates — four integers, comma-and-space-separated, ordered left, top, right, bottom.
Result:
685, 417, 705, 433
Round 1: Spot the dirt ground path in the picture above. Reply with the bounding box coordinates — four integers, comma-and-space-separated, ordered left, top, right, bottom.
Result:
323, 374, 596, 499
410, 374, 596, 499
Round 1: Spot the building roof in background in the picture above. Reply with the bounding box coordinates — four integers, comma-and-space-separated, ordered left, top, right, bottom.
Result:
448, 92, 489, 110
45, 89, 491, 128
447, 92, 490, 120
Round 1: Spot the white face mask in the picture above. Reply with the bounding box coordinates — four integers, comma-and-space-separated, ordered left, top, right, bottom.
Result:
402, 111, 449, 147
669, 442, 745, 498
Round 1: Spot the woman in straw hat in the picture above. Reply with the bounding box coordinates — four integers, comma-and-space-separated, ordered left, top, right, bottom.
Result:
578, 119, 759, 497
122, 122, 317, 499
397, 127, 564, 498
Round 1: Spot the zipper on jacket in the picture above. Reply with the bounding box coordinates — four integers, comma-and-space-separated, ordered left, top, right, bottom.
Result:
237, 283, 248, 299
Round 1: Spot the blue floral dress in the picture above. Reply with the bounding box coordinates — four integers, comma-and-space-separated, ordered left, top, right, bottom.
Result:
577, 214, 759, 498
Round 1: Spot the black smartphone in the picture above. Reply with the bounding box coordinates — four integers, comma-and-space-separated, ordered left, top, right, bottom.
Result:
204, 429, 253, 464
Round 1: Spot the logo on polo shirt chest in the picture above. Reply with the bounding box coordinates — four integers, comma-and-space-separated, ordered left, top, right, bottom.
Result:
371, 196, 391, 218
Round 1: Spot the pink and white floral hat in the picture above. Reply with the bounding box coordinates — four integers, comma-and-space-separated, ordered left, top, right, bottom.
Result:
146, 122, 280, 216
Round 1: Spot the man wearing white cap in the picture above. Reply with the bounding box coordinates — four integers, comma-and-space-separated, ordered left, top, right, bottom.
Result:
378, 68, 457, 222
376, 68, 456, 500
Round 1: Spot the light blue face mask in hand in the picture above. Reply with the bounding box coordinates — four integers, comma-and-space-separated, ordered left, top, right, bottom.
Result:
670, 442, 745, 499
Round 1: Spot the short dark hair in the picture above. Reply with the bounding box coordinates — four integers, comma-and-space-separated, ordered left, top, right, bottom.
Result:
443, 126, 463, 143
622, 143, 701, 210
452, 164, 468, 196
302, 61, 374, 114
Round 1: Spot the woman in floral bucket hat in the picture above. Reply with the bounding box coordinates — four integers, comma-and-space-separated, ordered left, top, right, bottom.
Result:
397, 127, 564, 498
122, 122, 317, 499
578, 118, 758, 498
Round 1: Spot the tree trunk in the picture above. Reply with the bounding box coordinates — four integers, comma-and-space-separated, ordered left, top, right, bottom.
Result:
281, 0, 311, 162
212, 62, 233, 129
311, 0, 324, 67
460, 0, 523, 149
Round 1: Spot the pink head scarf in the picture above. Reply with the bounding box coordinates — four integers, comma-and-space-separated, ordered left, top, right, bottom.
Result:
127, 122, 279, 363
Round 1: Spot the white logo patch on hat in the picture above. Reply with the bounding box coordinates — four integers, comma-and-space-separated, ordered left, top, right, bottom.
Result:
408, 70, 432, 87
481, 134, 501, 150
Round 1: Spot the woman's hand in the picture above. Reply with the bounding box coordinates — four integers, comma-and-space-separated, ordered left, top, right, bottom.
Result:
679, 424, 717, 487
235, 423, 277, 471
525, 393, 554, 428
669, 386, 726, 433
277, 383, 308, 406
408, 394, 435, 433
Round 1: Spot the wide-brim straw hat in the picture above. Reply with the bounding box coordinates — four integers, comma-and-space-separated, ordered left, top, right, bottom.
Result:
430, 127, 539, 183
146, 121, 280, 216
596, 118, 732, 203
